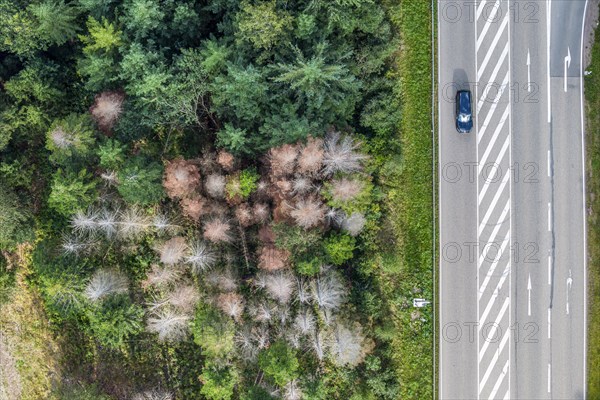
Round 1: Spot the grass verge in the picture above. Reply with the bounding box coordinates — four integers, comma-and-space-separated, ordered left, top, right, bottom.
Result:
585, 10, 600, 397
0, 244, 62, 400
375, 1, 435, 398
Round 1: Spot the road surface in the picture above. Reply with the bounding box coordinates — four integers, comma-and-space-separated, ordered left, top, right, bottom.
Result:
438, 1, 588, 398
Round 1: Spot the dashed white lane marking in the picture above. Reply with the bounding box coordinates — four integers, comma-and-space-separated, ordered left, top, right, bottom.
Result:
476, 0, 502, 50
547, 150, 551, 177
548, 308, 552, 339
548, 255, 552, 285
548, 363, 552, 393
478, 13, 509, 80
548, 202, 552, 231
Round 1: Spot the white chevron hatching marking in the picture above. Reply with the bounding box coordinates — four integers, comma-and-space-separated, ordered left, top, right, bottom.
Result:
478, 105, 510, 171
478, 43, 510, 113
479, 173, 510, 233
477, 13, 509, 80
488, 359, 510, 399
479, 269, 510, 329
476, 0, 502, 51
478, 72, 510, 142
479, 135, 510, 202
479, 297, 510, 392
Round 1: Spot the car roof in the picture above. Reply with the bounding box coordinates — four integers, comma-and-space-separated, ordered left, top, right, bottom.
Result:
457, 90, 471, 114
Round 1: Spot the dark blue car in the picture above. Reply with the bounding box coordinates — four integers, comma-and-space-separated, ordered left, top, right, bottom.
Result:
455, 90, 473, 133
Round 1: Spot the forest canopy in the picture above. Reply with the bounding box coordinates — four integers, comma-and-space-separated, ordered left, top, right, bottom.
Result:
0, 0, 411, 399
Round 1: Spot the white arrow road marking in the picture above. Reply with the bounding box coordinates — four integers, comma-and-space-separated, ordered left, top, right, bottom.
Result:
567, 269, 573, 315
527, 48, 531, 92
564, 47, 572, 92
527, 274, 532, 316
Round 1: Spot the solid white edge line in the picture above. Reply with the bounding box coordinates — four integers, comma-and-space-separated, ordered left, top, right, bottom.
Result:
475, 1, 481, 397
506, 0, 513, 393
580, 2, 589, 397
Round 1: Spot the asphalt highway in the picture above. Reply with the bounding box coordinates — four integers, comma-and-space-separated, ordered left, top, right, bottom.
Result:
438, 1, 588, 398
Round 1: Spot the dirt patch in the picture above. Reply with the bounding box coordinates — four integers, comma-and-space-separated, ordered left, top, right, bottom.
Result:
584, 0, 600, 69
0, 333, 22, 400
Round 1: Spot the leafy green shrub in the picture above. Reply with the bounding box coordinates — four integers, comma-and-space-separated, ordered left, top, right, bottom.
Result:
226, 169, 258, 202
199, 363, 239, 400
48, 169, 97, 218
324, 233, 356, 265
192, 302, 235, 359
273, 223, 321, 259
0, 185, 34, 249
258, 340, 299, 387
117, 157, 164, 205
97, 139, 126, 169
0, 259, 15, 305
86, 294, 144, 350
55, 382, 112, 400
46, 114, 96, 166
295, 257, 321, 276
240, 386, 275, 400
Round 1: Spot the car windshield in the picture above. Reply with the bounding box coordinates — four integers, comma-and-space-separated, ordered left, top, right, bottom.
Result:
458, 113, 471, 123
